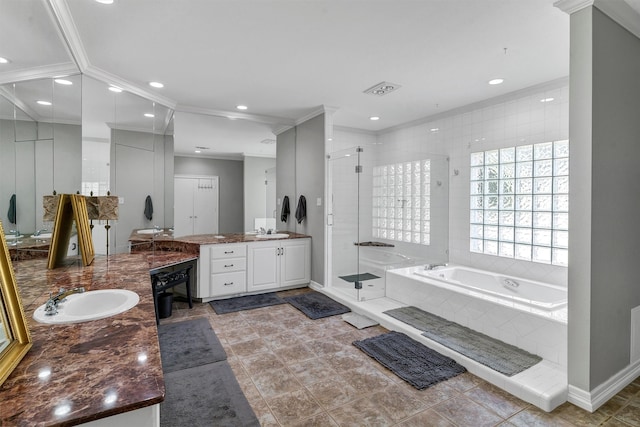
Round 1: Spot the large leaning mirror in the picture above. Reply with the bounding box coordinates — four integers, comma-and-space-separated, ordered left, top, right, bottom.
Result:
0, 221, 32, 386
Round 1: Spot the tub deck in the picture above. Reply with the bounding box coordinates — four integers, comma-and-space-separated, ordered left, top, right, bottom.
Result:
314, 287, 568, 412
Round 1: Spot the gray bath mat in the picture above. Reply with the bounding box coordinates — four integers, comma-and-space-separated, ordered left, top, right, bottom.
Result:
284, 291, 350, 320
353, 331, 466, 389
161, 361, 260, 427
209, 292, 286, 314
384, 306, 542, 376
158, 317, 227, 373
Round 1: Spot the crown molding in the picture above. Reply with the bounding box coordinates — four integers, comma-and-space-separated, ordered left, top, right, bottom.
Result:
175, 152, 245, 161
595, 0, 640, 40
175, 104, 294, 129
46, 0, 91, 71
0, 63, 79, 86
555, 0, 640, 40
0, 86, 39, 122
84, 66, 177, 110
106, 122, 168, 136
554, 0, 594, 14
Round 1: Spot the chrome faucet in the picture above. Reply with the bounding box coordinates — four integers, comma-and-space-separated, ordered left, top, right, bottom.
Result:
258, 227, 266, 235
44, 287, 85, 316
424, 263, 448, 271
34, 228, 49, 236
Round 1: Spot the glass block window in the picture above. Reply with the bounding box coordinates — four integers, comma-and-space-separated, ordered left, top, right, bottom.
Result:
470, 140, 569, 266
372, 160, 431, 245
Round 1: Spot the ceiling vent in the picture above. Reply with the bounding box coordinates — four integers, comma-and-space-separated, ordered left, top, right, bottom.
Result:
363, 81, 402, 96
195, 146, 210, 150
260, 139, 276, 145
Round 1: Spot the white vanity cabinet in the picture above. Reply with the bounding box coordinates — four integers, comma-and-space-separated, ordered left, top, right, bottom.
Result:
247, 238, 311, 292
198, 243, 247, 298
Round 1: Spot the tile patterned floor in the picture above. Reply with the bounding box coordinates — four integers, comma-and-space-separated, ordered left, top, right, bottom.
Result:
161, 288, 640, 427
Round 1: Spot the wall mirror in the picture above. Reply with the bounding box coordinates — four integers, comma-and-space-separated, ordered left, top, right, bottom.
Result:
0, 75, 82, 258
0, 222, 32, 387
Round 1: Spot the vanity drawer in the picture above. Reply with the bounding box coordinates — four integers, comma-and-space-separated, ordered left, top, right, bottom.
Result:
210, 271, 246, 296
210, 257, 246, 273
209, 245, 246, 260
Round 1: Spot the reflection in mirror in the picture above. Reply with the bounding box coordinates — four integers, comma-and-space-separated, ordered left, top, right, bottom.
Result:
0, 290, 11, 354
0, 76, 82, 257
81, 75, 173, 254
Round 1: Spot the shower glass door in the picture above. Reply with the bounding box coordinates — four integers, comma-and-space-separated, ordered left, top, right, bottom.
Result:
328, 146, 363, 301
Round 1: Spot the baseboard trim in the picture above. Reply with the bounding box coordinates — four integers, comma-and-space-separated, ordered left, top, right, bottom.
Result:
568, 359, 640, 412
309, 281, 323, 291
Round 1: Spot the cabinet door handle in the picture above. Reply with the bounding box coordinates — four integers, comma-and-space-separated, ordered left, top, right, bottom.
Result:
224, 264, 234, 268
224, 282, 234, 286
224, 250, 234, 254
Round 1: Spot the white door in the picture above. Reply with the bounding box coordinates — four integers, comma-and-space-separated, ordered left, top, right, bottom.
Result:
174, 175, 219, 236
193, 177, 218, 234
174, 177, 194, 237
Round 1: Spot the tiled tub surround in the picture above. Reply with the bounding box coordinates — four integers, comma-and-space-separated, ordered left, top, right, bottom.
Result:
1, 251, 196, 426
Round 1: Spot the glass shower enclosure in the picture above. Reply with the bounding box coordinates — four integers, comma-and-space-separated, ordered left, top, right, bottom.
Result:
327, 145, 449, 303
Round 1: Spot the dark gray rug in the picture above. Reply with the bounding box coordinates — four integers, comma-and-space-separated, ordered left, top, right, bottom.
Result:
161, 361, 260, 427
158, 317, 227, 373
209, 292, 286, 314
384, 306, 542, 376
353, 331, 466, 389
284, 291, 350, 320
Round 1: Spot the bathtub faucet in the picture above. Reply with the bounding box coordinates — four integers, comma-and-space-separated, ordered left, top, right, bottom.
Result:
424, 263, 447, 270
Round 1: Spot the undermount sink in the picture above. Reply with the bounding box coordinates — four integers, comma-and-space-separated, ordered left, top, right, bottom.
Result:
255, 233, 289, 239
137, 228, 161, 235
33, 289, 140, 325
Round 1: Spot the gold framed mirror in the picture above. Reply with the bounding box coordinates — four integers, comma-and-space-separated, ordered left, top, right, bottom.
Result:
47, 194, 95, 269
0, 221, 32, 387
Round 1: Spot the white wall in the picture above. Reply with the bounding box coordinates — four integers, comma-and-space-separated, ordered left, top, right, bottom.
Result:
243, 156, 276, 231
111, 129, 167, 253
377, 79, 570, 286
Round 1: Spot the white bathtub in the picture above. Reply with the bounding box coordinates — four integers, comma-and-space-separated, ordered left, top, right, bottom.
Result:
413, 265, 567, 312
386, 264, 568, 367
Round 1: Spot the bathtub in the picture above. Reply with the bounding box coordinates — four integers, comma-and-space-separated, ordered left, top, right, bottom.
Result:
413, 265, 567, 312
386, 264, 568, 367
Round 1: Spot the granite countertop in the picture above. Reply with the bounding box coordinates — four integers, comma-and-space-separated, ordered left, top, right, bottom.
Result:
129, 229, 311, 253
1, 251, 196, 426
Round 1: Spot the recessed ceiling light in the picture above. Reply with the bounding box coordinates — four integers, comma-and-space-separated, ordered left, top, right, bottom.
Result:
37, 100, 52, 106
144, 113, 155, 118
194, 150, 201, 154
488, 78, 504, 85
369, 116, 380, 121
540, 97, 555, 103
236, 105, 248, 110
430, 128, 439, 132
54, 79, 73, 85
149, 81, 164, 88
95, 0, 114, 3
0, 57, 11, 64
108, 86, 122, 93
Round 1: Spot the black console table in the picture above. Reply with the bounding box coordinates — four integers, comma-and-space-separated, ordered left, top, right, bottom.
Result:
151, 264, 193, 324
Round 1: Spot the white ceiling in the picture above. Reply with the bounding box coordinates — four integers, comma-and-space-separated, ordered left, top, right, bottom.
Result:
0, 0, 579, 158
